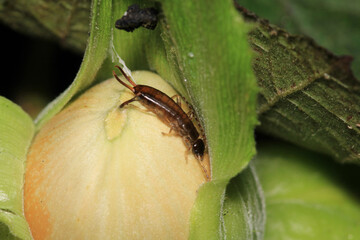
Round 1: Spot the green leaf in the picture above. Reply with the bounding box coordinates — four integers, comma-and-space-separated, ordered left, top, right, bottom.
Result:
0, 96, 34, 240
189, 169, 266, 240
236, 6, 360, 164
154, 1, 259, 238
222, 162, 266, 239
237, 0, 360, 78
255, 139, 360, 240
34, 0, 112, 131
189, 180, 228, 239
189, 163, 265, 240
159, 0, 258, 181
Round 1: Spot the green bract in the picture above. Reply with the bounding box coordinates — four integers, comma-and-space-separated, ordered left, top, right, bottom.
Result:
0, 97, 33, 239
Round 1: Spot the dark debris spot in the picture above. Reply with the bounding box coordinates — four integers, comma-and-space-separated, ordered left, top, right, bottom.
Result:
115, 4, 158, 32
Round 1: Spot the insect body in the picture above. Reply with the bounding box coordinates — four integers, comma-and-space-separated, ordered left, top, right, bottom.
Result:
112, 66, 205, 160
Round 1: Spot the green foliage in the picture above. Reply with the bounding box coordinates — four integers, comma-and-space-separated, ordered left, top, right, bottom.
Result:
223, 163, 265, 239
34, 0, 112, 131
256, 140, 360, 240
2, 0, 360, 239
238, 0, 360, 78
0, 97, 34, 240
236, 6, 360, 164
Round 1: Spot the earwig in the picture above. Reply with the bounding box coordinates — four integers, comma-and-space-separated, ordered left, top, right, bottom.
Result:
112, 65, 206, 160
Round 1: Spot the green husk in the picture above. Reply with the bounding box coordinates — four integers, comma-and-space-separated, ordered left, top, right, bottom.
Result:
3, 0, 261, 238
0, 97, 34, 240
223, 163, 265, 239
153, 1, 259, 238
34, 0, 113, 131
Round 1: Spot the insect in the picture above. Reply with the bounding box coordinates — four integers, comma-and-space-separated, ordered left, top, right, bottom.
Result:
112, 65, 206, 160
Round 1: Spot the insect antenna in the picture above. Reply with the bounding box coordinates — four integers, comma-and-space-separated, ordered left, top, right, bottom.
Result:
112, 65, 137, 92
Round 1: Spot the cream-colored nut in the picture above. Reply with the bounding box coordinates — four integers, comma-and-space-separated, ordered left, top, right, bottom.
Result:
24, 71, 210, 240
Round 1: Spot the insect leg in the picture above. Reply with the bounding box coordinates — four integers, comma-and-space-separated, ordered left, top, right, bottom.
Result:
120, 96, 138, 108
162, 127, 173, 136
161, 126, 180, 137
171, 95, 196, 121
186, 110, 194, 120
171, 95, 182, 107
126, 105, 156, 116
171, 94, 197, 121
